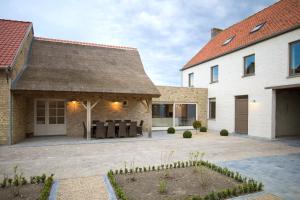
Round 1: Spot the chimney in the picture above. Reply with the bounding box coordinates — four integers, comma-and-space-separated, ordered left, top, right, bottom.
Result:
211, 28, 223, 39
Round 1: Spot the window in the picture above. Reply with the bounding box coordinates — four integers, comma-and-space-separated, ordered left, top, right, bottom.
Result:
250, 22, 266, 33
152, 104, 173, 127
152, 103, 197, 127
244, 54, 255, 76
188, 73, 194, 87
49, 100, 65, 124
209, 98, 216, 119
289, 40, 300, 76
211, 65, 218, 83
175, 104, 196, 126
223, 36, 235, 45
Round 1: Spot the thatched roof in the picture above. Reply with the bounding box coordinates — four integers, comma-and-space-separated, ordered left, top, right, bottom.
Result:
12, 37, 160, 97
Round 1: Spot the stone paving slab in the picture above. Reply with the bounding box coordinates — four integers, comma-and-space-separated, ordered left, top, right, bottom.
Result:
56, 176, 109, 200
249, 194, 282, 200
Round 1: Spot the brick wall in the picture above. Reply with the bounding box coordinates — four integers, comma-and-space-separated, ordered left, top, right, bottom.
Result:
152, 86, 208, 127
0, 72, 9, 144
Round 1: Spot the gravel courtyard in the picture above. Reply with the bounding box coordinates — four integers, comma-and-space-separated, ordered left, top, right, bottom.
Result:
0, 132, 300, 199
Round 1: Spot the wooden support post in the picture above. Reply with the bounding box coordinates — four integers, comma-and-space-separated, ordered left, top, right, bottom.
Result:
86, 100, 91, 140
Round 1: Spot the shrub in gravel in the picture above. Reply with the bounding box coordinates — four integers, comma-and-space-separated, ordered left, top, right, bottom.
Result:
200, 127, 207, 132
220, 129, 229, 136
167, 127, 175, 134
183, 131, 192, 138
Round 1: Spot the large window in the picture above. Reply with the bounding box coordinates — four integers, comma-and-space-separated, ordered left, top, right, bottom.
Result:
244, 54, 255, 76
211, 65, 218, 83
152, 104, 173, 127
290, 40, 300, 75
188, 73, 194, 87
175, 104, 196, 126
209, 98, 216, 119
152, 103, 197, 127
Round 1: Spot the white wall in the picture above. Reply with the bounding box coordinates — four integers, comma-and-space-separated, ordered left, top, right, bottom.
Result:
182, 29, 300, 138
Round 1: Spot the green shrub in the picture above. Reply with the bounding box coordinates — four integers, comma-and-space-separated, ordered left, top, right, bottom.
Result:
159, 180, 167, 193
183, 131, 192, 138
39, 174, 54, 200
167, 127, 175, 134
220, 129, 229, 136
193, 121, 202, 132
200, 127, 207, 132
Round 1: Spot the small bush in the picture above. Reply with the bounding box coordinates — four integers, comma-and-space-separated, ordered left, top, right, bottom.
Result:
220, 129, 229, 136
200, 127, 207, 132
183, 131, 192, 138
167, 127, 175, 134
193, 121, 202, 132
159, 180, 167, 193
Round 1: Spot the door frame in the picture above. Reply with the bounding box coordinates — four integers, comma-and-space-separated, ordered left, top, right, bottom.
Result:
34, 98, 67, 136
234, 95, 249, 134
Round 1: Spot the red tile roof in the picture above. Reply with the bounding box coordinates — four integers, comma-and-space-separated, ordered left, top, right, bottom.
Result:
0, 19, 32, 68
183, 0, 300, 70
35, 37, 137, 51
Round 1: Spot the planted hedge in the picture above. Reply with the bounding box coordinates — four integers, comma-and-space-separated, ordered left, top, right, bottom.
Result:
200, 127, 207, 132
183, 131, 192, 138
220, 129, 229, 136
107, 160, 263, 200
167, 127, 175, 134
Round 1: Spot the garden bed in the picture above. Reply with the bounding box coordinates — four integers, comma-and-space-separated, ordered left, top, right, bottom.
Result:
108, 160, 263, 200
0, 184, 43, 200
0, 167, 54, 200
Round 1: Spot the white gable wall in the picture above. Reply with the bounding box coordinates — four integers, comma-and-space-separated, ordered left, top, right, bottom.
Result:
182, 28, 300, 139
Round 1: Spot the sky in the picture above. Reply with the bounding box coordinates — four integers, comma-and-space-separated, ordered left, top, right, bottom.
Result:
0, 0, 276, 86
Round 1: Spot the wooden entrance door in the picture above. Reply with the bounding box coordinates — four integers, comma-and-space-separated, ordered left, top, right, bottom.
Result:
235, 95, 248, 134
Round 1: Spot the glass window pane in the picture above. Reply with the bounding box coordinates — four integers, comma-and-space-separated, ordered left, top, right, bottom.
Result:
36, 117, 45, 124
188, 73, 194, 87
244, 55, 255, 75
175, 104, 196, 126
211, 66, 218, 82
290, 41, 300, 75
152, 104, 173, 127
57, 101, 65, 108
209, 98, 216, 119
49, 101, 56, 108
57, 117, 64, 124
49, 108, 56, 116
37, 109, 45, 116
57, 109, 64, 116
49, 117, 56, 124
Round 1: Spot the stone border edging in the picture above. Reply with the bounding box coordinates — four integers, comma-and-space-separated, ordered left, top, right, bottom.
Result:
48, 180, 59, 200
103, 175, 117, 200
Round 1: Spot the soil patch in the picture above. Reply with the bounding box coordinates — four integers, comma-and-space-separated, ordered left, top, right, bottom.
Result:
0, 184, 43, 200
115, 167, 240, 200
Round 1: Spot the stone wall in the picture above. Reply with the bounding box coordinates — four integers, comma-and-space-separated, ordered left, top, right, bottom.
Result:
152, 86, 208, 127
0, 27, 33, 145
0, 72, 9, 144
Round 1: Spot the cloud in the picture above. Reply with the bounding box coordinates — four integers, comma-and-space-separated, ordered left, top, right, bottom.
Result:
0, 0, 276, 86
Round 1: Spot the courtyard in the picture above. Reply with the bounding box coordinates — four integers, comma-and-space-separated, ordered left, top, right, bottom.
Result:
0, 132, 300, 199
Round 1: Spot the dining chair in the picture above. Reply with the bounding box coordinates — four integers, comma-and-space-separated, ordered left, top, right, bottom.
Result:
137, 120, 143, 135
107, 121, 115, 138
129, 121, 137, 137
95, 122, 106, 139
118, 121, 127, 138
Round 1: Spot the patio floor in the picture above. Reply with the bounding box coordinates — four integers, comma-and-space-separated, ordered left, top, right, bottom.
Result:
1, 131, 300, 199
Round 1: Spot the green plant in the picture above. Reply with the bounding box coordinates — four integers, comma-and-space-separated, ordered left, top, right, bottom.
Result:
159, 180, 167, 194
167, 127, 175, 134
192, 121, 202, 133
39, 174, 54, 200
183, 130, 192, 138
200, 127, 207, 132
220, 129, 229, 136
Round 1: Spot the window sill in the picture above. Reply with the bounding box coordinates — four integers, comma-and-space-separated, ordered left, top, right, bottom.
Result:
242, 73, 255, 78
210, 81, 218, 84
287, 74, 300, 78
208, 118, 216, 121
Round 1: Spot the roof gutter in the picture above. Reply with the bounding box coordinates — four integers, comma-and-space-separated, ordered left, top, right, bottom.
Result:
181, 24, 300, 71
